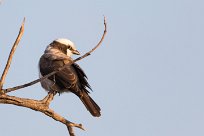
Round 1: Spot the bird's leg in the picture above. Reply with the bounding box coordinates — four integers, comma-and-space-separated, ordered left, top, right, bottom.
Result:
52, 75, 56, 86
41, 91, 56, 104
49, 75, 59, 95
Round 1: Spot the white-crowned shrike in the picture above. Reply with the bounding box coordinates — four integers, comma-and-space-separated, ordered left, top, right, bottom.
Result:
39, 38, 101, 117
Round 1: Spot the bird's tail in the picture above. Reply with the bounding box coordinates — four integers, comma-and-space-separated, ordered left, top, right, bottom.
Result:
79, 91, 101, 117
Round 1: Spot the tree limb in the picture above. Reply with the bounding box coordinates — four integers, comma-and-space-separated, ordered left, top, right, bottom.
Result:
0, 93, 85, 133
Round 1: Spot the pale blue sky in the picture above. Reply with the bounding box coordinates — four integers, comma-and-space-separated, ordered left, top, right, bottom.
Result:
1, 0, 204, 136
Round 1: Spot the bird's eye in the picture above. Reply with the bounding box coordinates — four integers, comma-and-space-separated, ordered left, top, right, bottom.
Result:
67, 45, 72, 49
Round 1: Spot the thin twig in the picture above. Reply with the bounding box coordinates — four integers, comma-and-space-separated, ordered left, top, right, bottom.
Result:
0, 18, 25, 91
3, 16, 107, 94
74, 16, 107, 62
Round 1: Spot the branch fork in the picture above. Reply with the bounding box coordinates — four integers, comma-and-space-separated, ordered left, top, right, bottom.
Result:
0, 17, 107, 136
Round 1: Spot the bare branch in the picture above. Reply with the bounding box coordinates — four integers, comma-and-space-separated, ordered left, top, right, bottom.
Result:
0, 94, 85, 133
0, 18, 25, 91
3, 16, 107, 94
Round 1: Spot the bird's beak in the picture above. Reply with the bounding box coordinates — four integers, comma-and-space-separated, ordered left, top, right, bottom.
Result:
72, 50, 80, 55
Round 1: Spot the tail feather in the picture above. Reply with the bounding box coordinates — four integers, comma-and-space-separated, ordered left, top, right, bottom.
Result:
80, 92, 101, 117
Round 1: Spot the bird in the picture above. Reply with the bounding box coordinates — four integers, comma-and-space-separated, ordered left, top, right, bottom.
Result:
39, 38, 101, 117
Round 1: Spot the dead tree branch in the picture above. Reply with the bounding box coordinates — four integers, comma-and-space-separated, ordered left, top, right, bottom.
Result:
0, 18, 25, 91
0, 17, 107, 136
0, 93, 85, 135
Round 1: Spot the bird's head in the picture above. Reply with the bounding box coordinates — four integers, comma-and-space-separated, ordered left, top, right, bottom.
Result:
48, 38, 80, 57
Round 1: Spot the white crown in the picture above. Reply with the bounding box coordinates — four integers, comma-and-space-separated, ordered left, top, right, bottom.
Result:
55, 38, 75, 47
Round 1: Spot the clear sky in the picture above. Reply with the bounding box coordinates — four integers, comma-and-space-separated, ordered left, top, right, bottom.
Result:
0, 0, 204, 136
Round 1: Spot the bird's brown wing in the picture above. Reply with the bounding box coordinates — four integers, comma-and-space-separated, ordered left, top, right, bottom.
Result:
39, 55, 90, 93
